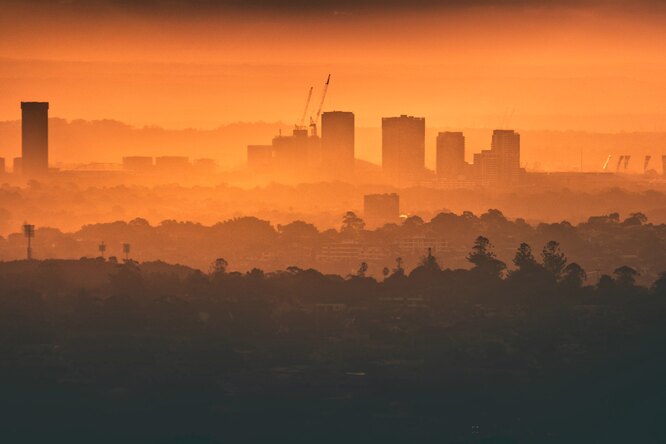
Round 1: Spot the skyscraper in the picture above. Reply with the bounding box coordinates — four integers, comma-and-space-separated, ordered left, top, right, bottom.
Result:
21, 102, 49, 176
436, 131, 465, 178
321, 111, 354, 178
382, 115, 425, 180
474, 129, 521, 186
491, 129, 521, 183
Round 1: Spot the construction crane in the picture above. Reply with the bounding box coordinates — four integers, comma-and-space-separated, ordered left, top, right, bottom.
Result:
296, 86, 313, 130
309, 74, 331, 137
644, 155, 652, 173
616, 155, 624, 172
623, 155, 631, 171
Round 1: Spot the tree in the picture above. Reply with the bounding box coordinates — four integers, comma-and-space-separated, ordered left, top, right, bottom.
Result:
480, 208, 507, 225
278, 220, 319, 242
209, 258, 228, 275
623, 212, 648, 226
382, 267, 390, 278
561, 263, 587, 288
596, 274, 615, 294
467, 236, 506, 278
651, 272, 666, 296
402, 215, 425, 232
247, 268, 265, 279
513, 243, 538, 271
394, 257, 404, 275
419, 247, 441, 272
613, 265, 639, 287
286, 265, 303, 274
341, 212, 365, 235
542, 241, 567, 279
357, 262, 368, 277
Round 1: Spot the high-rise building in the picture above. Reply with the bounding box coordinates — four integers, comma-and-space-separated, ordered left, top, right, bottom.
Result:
364, 193, 400, 228
321, 111, 355, 179
436, 132, 465, 178
21, 102, 49, 176
0, 158, 5, 175
382, 115, 425, 180
474, 150, 500, 186
491, 129, 521, 183
474, 129, 521, 186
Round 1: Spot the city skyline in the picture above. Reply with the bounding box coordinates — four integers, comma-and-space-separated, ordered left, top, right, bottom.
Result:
3, 2, 666, 442
6, 99, 666, 180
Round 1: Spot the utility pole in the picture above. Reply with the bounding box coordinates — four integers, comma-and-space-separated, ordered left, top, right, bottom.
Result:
23, 223, 35, 260
122, 243, 131, 261
98, 241, 106, 258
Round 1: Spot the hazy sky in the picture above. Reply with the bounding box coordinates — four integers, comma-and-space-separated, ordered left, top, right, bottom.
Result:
1, 0, 666, 130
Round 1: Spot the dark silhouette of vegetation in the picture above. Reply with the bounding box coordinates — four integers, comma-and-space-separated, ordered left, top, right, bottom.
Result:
5, 209, 666, 288
1, 236, 665, 442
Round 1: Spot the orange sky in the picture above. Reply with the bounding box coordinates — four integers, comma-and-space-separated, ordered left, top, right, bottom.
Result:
1, 1, 666, 131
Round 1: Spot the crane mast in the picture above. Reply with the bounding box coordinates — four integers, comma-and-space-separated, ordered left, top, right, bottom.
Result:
297, 86, 314, 130
309, 74, 331, 137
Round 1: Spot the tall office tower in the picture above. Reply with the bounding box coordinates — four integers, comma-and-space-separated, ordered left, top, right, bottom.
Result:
436, 131, 465, 178
21, 102, 49, 176
473, 150, 500, 186
382, 115, 425, 180
321, 111, 355, 179
491, 129, 521, 183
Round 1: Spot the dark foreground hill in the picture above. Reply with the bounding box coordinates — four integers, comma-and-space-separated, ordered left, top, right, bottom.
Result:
1, 256, 665, 443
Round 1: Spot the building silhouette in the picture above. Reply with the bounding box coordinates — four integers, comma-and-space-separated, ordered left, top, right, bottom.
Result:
364, 193, 400, 228
436, 131, 465, 178
382, 115, 425, 180
474, 129, 522, 186
272, 128, 320, 177
122, 156, 153, 171
21, 102, 49, 176
492, 129, 521, 182
155, 156, 190, 173
0, 157, 5, 175
474, 149, 500, 186
321, 111, 355, 179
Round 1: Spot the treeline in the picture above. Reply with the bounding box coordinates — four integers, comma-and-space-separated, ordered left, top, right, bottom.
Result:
1, 242, 666, 442
2, 208, 666, 282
